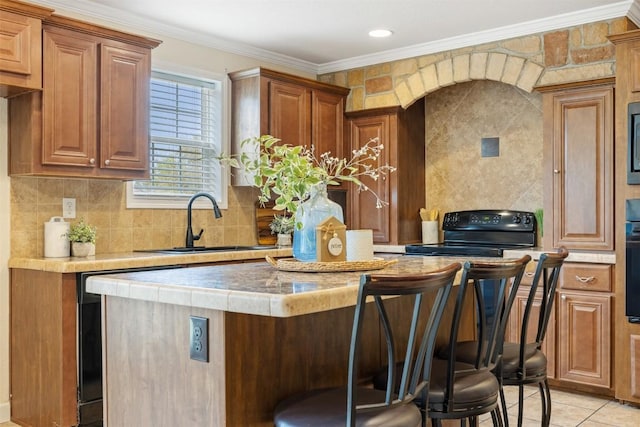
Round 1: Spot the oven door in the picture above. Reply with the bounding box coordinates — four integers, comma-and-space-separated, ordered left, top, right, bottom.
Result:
626, 230, 640, 321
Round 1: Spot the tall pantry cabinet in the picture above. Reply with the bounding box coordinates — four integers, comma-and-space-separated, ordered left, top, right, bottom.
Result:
538, 80, 615, 391
345, 101, 426, 245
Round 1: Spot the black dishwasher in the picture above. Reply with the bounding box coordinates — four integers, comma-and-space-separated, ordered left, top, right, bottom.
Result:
77, 265, 181, 426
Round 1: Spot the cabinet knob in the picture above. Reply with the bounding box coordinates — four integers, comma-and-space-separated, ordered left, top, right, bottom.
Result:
105, 159, 111, 166
561, 294, 566, 300
89, 158, 95, 165
553, 169, 560, 174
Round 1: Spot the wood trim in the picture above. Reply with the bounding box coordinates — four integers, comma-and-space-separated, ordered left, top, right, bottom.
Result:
0, 0, 53, 19
535, 77, 616, 94
44, 14, 161, 48
229, 67, 350, 96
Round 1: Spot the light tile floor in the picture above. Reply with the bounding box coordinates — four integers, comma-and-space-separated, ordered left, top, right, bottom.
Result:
477, 386, 640, 427
1, 387, 639, 426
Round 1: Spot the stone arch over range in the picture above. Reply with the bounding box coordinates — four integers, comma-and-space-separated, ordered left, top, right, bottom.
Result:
393, 52, 545, 108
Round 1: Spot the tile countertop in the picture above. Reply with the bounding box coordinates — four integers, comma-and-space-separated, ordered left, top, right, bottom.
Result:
7, 244, 615, 273
7, 247, 295, 273
86, 255, 476, 318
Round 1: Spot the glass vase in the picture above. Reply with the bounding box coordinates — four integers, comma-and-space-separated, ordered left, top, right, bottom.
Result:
292, 183, 344, 262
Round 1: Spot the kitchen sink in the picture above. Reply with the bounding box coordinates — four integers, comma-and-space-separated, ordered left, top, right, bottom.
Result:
136, 245, 278, 254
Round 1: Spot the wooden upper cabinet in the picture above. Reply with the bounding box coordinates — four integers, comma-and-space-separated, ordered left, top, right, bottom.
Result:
229, 67, 349, 186
268, 80, 311, 148
346, 102, 426, 245
8, 15, 160, 179
41, 27, 98, 168
539, 81, 614, 250
100, 43, 151, 171
0, 1, 53, 97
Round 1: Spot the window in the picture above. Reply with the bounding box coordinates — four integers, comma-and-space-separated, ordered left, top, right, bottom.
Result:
127, 70, 228, 209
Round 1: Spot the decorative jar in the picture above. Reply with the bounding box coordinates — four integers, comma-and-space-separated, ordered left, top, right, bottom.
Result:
292, 183, 344, 262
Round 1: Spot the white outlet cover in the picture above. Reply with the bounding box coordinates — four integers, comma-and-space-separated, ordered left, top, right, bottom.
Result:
63, 198, 76, 219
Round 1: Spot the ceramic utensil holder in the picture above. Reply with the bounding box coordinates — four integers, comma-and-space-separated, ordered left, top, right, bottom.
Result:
422, 221, 439, 244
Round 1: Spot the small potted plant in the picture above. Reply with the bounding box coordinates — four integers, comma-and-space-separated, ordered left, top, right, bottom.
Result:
67, 219, 97, 257
269, 214, 295, 247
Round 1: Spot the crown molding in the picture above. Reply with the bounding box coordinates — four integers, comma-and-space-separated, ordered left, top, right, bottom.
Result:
319, 0, 634, 74
27, 0, 636, 76
27, 0, 319, 75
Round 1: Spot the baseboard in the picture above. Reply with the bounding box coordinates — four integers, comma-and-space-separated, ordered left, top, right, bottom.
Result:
0, 400, 10, 422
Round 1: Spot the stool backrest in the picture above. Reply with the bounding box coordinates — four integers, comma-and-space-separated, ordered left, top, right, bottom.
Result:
440, 255, 531, 410
519, 247, 568, 364
347, 262, 461, 426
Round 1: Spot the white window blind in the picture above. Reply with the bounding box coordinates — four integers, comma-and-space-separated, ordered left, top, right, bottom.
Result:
132, 71, 223, 200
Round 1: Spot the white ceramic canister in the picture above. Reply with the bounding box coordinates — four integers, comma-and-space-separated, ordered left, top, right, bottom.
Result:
44, 216, 70, 258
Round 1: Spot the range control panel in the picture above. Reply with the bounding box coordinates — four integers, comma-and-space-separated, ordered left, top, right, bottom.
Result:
442, 210, 536, 232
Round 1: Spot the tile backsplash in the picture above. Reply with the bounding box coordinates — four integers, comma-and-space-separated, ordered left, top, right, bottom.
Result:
10, 177, 259, 257
424, 79, 543, 217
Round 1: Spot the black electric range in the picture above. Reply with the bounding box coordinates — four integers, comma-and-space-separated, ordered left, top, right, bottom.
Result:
405, 209, 537, 257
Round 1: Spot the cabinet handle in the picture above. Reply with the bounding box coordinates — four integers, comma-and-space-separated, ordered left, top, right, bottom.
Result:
525, 272, 534, 277
575, 275, 595, 283
89, 158, 95, 165
105, 159, 111, 166
553, 169, 560, 174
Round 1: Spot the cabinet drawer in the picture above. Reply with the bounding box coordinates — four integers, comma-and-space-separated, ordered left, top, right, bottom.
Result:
560, 263, 612, 292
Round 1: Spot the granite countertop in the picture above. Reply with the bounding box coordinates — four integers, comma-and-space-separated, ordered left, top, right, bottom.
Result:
502, 247, 616, 264
86, 255, 472, 318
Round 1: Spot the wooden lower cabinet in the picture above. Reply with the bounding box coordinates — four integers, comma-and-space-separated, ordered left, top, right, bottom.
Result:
557, 289, 612, 388
506, 261, 613, 391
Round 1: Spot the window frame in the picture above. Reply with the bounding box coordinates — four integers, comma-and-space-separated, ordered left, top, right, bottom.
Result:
126, 61, 231, 210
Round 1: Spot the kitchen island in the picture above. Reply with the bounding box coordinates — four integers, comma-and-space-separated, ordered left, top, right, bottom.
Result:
87, 255, 474, 426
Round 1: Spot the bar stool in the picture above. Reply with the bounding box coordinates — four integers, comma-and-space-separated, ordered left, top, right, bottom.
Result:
273, 263, 461, 427
372, 255, 531, 426
499, 247, 568, 426
427, 255, 530, 427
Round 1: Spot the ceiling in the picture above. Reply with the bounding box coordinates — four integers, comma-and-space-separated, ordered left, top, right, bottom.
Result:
30, 0, 640, 74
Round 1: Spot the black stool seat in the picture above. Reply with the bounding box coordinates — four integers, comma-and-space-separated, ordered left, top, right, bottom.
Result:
501, 342, 547, 381
274, 387, 422, 427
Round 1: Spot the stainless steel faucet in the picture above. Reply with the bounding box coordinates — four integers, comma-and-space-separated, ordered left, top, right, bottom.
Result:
185, 192, 222, 248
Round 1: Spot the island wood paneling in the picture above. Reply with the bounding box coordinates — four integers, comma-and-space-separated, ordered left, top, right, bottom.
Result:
103, 298, 226, 426
102, 285, 473, 426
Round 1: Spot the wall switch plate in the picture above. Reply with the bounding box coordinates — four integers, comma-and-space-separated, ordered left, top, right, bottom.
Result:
189, 316, 209, 362
62, 198, 76, 218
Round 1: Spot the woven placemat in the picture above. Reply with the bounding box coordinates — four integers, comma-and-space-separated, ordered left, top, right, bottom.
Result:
265, 255, 398, 272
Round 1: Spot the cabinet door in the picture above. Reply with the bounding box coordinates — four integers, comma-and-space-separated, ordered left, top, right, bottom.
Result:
548, 86, 613, 250
100, 43, 151, 172
312, 90, 345, 159
557, 290, 611, 387
0, 9, 42, 95
507, 285, 556, 379
268, 80, 311, 148
42, 28, 98, 168
348, 114, 391, 243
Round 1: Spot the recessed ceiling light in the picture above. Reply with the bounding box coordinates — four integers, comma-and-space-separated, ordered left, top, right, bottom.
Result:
368, 29, 393, 38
